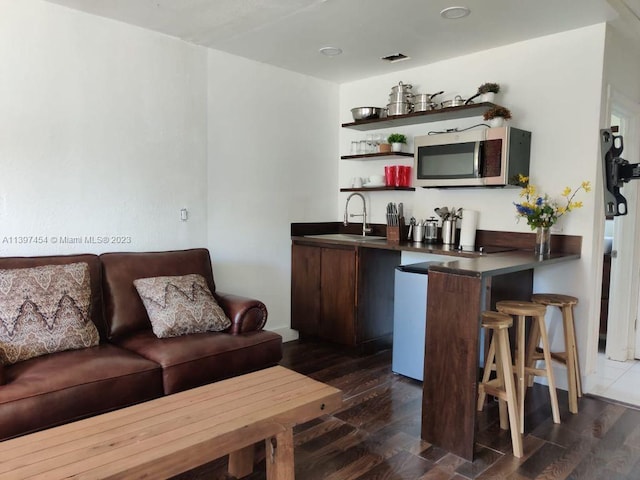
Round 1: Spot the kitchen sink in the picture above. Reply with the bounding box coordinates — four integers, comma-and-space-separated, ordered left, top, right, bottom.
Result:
304, 233, 388, 243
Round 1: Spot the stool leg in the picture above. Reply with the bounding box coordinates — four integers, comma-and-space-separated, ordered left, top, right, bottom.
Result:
525, 317, 541, 388
497, 328, 523, 458
516, 315, 526, 434
494, 342, 508, 430
477, 334, 496, 411
536, 314, 561, 424
565, 305, 582, 398
560, 305, 578, 414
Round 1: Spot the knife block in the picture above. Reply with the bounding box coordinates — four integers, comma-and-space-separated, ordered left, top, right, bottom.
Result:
386, 217, 405, 243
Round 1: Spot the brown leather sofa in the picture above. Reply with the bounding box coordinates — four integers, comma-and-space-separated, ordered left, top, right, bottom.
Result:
0, 248, 282, 441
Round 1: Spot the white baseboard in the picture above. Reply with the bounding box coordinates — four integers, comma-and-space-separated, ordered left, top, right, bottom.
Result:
266, 326, 299, 343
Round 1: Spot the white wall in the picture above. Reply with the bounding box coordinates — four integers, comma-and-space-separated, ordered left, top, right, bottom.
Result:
0, 1, 615, 361
339, 25, 607, 381
206, 50, 339, 340
0, 0, 208, 256
0, 0, 338, 341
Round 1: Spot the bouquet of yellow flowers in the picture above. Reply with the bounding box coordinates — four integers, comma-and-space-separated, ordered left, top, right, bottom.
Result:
514, 175, 591, 229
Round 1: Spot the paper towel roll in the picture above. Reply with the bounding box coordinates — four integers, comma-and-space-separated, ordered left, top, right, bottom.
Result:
459, 209, 478, 249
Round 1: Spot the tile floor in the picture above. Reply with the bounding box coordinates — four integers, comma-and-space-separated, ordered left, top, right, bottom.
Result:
587, 352, 640, 407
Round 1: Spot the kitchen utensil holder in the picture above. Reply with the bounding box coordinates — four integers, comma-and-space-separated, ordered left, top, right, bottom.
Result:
386, 217, 405, 243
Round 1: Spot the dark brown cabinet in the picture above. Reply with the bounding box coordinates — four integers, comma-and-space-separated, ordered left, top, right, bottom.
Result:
291, 242, 399, 349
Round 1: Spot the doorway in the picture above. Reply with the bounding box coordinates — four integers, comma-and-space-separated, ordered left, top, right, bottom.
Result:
589, 87, 640, 407
603, 90, 640, 363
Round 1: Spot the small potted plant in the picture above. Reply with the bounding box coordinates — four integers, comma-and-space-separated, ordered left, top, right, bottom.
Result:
388, 133, 407, 152
477, 82, 500, 102
483, 106, 512, 127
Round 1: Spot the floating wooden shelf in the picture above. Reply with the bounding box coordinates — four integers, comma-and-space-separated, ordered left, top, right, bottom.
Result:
342, 103, 498, 131
341, 152, 414, 160
340, 186, 415, 192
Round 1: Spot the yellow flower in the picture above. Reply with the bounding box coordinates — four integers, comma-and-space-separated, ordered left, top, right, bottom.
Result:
518, 174, 529, 183
523, 185, 536, 197
513, 178, 590, 229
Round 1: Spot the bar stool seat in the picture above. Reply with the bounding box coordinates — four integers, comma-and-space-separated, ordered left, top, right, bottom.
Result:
496, 300, 560, 433
477, 311, 523, 458
531, 293, 581, 414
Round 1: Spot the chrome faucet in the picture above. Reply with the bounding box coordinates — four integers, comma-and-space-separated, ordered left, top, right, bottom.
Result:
344, 193, 373, 236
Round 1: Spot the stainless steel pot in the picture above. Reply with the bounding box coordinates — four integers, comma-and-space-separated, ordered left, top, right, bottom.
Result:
389, 92, 415, 103
413, 101, 438, 112
386, 102, 412, 116
390, 81, 413, 94
441, 95, 475, 108
415, 91, 444, 103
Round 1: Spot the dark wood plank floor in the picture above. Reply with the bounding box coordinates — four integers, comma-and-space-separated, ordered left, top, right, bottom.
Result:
173, 339, 640, 480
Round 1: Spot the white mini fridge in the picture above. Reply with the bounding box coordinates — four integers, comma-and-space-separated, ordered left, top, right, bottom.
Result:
392, 262, 437, 381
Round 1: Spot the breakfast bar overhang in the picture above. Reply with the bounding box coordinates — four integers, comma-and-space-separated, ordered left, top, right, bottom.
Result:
421, 249, 581, 461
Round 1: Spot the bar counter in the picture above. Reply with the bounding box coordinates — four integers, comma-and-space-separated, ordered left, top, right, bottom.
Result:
291, 222, 581, 460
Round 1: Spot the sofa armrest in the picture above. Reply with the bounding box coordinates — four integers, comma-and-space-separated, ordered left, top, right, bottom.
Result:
215, 292, 268, 334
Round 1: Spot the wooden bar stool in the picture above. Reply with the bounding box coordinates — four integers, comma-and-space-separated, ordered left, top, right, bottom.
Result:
496, 300, 560, 433
531, 293, 581, 414
476, 311, 523, 458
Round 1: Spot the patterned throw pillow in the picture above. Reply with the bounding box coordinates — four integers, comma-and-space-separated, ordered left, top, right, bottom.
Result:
133, 274, 231, 338
0, 262, 99, 365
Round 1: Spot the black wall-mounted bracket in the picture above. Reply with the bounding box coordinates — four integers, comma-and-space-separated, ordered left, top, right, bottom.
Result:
601, 128, 640, 216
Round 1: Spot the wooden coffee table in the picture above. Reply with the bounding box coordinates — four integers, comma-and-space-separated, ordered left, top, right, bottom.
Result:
0, 366, 342, 479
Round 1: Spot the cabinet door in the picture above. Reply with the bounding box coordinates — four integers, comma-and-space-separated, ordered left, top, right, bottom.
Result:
319, 247, 356, 345
291, 244, 321, 335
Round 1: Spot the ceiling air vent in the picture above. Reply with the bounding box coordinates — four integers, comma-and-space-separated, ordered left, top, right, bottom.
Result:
381, 53, 410, 63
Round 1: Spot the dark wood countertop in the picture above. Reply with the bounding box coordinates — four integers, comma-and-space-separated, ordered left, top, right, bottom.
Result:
291, 222, 581, 278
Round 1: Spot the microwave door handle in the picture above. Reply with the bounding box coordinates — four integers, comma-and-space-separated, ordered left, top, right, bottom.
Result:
473, 141, 482, 176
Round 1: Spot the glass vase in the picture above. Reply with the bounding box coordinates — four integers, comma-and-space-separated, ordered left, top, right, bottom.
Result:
535, 226, 551, 257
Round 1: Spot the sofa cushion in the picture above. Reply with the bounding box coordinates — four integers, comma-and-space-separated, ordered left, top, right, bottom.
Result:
0, 344, 163, 441
101, 249, 216, 340
134, 274, 231, 338
0, 262, 100, 365
0, 254, 106, 339
114, 329, 283, 394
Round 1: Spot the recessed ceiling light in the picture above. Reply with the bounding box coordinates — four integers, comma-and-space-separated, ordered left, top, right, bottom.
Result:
440, 6, 471, 19
319, 46, 343, 56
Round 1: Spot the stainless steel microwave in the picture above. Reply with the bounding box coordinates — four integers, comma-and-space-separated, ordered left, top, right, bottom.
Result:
413, 126, 531, 188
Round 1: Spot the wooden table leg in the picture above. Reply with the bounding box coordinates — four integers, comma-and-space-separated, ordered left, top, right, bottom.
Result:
266, 429, 295, 480
228, 444, 255, 478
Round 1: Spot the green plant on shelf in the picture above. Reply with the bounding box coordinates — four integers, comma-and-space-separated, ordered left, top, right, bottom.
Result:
387, 133, 407, 144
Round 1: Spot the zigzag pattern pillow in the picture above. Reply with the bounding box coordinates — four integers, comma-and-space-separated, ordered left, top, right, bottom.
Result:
134, 274, 231, 338
0, 262, 99, 365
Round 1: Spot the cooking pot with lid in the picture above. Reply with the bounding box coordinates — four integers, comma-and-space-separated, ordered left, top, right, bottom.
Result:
414, 102, 438, 112
441, 95, 475, 108
389, 92, 415, 103
414, 91, 444, 103
387, 102, 412, 116
413, 91, 444, 112
390, 81, 413, 94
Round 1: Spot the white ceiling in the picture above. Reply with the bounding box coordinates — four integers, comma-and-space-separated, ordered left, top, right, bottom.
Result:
44, 0, 633, 83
